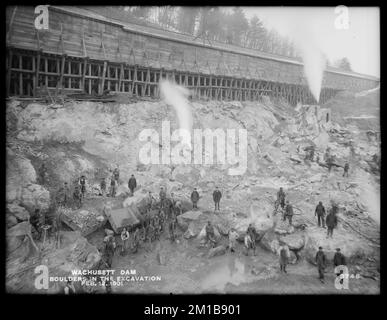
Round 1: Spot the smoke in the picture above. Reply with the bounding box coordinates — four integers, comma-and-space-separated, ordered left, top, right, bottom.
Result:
159, 79, 193, 150
296, 40, 326, 103
277, 10, 327, 103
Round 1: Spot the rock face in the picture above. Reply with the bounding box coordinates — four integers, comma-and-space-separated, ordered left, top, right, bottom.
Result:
302, 226, 374, 265
19, 184, 50, 213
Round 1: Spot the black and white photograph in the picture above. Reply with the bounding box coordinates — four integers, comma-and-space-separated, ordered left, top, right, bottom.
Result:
5, 5, 380, 295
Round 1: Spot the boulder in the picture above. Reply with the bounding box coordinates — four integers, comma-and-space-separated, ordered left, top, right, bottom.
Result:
19, 184, 50, 213
177, 210, 203, 231
122, 191, 148, 210
208, 245, 227, 258
7, 203, 30, 221
260, 230, 280, 254
274, 218, 295, 235
6, 214, 18, 229
197, 224, 221, 241
302, 226, 374, 265
279, 231, 307, 251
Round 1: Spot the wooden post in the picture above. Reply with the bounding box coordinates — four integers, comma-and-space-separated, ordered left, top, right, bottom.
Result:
81, 58, 88, 92
6, 6, 18, 44
6, 49, 13, 96
118, 63, 124, 92
100, 61, 107, 95
19, 54, 23, 96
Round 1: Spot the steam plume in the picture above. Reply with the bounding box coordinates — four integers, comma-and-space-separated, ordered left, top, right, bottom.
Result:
159, 79, 193, 149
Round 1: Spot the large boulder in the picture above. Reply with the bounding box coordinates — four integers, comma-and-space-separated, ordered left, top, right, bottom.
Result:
19, 184, 50, 213
302, 226, 374, 265
177, 210, 203, 231
122, 191, 149, 211
279, 231, 307, 251
7, 203, 30, 222
207, 245, 227, 258
260, 230, 280, 254
274, 218, 295, 235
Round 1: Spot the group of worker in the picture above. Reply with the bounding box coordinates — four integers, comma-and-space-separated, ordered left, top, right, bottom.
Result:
302, 146, 350, 177
275, 187, 339, 239
116, 187, 182, 257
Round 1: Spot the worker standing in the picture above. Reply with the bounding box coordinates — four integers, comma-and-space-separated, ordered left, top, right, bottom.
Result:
343, 162, 349, 177
79, 176, 87, 199
279, 244, 289, 274
110, 176, 116, 198
113, 166, 120, 183
191, 188, 200, 210
284, 200, 294, 225
159, 187, 166, 209
168, 216, 177, 242
315, 246, 327, 283
315, 201, 326, 228
132, 228, 140, 253
326, 203, 338, 238
120, 227, 130, 255
205, 221, 216, 247
228, 228, 238, 253
128, 174, 137, 196
100, 178, 106, 197
213, 187, 222, 212
333, 248, 347, 284
277, 187, 286, 209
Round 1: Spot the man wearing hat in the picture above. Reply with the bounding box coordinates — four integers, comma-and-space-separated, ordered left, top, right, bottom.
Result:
315, 246, 327, 283
333, 248, 347, 282
284, 200, 294, 225
315, 201, 326, 228
191, 188, 200, 210
213, 186, 222, 212
279, 243, 289, 273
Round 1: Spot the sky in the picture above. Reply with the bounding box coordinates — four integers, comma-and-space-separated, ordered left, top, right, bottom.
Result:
241, 7, 380, 78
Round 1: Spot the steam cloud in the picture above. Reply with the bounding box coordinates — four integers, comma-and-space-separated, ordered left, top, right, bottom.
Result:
285, 11, 327, 103
297, 41, 326, 103
159, 79, 193, 150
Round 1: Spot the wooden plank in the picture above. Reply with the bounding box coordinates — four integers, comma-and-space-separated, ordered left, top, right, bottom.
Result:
100, 60, 107, 95
6, 49, 13, 96
6, 6, 18, 44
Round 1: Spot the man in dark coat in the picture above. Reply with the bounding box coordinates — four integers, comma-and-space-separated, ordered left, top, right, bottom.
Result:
326, 205, 338, 238
113, 166, 120, 182
79, 176, 87, 199
315, 201, 326, 228
100, 178, 106, 197
159, 187, 166, 209
191, 188, 200, 209
279, 245, 289, 273
333, 248, 347, 283
343, 162, 349, 177
277, 187, 286, 209
284, 200, 294, 225
205, 221, 216, 247
315, 246, 327, 283
213, 187, 222, 211
128, 174, 137, 196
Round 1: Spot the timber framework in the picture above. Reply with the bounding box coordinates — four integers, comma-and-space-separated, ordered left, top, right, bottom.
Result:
6, 6, 380, 105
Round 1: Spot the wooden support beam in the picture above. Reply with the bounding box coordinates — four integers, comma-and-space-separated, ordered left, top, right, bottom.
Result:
81, 58, 88, 92
6, 49, 13, 96
82, 30, 87, 57
59, 55, 66, 89
19, 55, 23, 96
6, 6, 17, 44
100, 61, 107, 95
118, 63, 124, 92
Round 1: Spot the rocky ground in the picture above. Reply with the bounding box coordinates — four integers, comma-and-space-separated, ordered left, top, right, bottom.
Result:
6, 88, 380, 294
